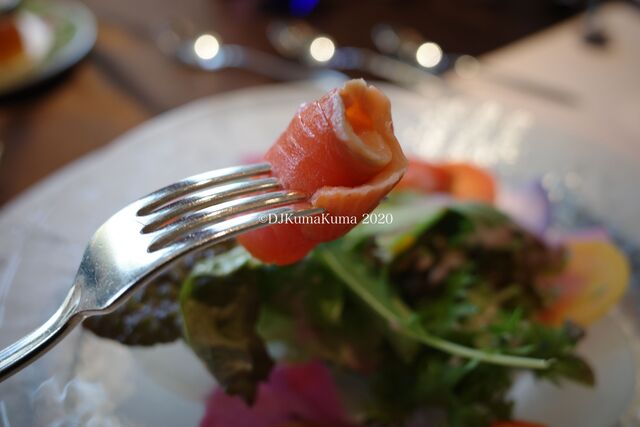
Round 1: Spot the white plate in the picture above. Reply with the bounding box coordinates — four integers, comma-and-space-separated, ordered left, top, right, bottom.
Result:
0, 82, 638, 426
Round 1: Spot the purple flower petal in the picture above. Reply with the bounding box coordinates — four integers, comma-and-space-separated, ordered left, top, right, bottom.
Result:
496, 180, 551, 234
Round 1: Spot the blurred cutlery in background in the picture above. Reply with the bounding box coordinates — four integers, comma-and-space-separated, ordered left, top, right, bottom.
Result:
371, 24, 448, 73
583, 0, 608, 46
156, 20, 346, 85
0, 0, 21, 15
266, 20, 443, 93
372, 24, 579, 107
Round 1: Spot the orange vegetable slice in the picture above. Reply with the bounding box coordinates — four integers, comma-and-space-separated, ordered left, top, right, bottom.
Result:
395, 158, 452, 193
537, 239, 630, 326
440, 162, 496, 203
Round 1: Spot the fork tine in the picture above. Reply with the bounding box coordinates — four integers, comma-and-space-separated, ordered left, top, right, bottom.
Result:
137, 163, 271, 216
150, 205, 323, 253
147, 190, 308, 251
141, 177, 280, 233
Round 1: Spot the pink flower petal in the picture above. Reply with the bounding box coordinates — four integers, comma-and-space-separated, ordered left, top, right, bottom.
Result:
200, 361, 356, 427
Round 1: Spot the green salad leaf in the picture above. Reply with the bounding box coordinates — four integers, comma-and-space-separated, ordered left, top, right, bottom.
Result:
256, 259, 388, 372
316, 243, 551, 369
88, 195, 593, 425
179, 247, 273, 402
82, 260, 190, 346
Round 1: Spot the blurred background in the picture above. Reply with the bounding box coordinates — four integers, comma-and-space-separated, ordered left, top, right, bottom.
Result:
0, 0, 638, 207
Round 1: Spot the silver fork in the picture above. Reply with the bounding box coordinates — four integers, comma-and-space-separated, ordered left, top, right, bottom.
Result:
0, 162, 322, 381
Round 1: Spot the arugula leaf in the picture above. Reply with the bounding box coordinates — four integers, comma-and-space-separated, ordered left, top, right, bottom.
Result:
315, 242, 551, 370
179, 247, 272, 402
368, 351, 513, 426
525, 322, 594, 386
543, 354, 595, 386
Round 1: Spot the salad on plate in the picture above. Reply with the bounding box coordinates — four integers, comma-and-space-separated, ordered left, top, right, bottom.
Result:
83, 80, 630, 427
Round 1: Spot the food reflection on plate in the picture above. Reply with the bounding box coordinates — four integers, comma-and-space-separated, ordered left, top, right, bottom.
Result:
83, 80, 630, 427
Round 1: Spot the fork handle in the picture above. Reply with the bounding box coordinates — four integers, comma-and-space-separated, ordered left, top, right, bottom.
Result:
0, 286, 83, 382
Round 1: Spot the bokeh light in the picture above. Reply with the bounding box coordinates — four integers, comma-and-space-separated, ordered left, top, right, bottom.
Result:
193, 34, 220, 60
415, 41, 443, 68
309, 36, 336, 63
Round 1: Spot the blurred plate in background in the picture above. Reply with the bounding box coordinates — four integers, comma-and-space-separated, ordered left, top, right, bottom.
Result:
0, 0, 96, 96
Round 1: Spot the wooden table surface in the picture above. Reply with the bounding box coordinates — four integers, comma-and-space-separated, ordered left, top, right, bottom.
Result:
0, 0, 586, 206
